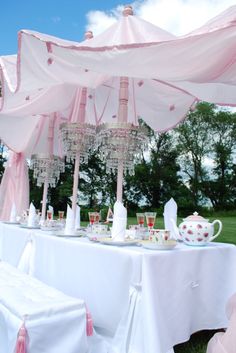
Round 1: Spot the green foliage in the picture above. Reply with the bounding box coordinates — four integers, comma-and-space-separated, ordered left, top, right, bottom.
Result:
0, 141, 6, 183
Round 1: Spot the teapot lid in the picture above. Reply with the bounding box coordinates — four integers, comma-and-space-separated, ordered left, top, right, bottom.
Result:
183, 212, 209, 222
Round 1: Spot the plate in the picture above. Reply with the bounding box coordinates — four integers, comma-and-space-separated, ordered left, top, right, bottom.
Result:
97, 237, 140, 246
40, 226, 62, 232
51, 231, 82, 238
19, 224, 40, 229
141, 240, 177, 250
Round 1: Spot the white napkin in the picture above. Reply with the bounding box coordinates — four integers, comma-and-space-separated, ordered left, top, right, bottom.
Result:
163, 198, 178, 239
9, 203, 17, 223
65, 204, 75, 235
27, 203, 37, 227
75, 205, 80, 229
48, 205, 54, 219
111, 201, 127, 241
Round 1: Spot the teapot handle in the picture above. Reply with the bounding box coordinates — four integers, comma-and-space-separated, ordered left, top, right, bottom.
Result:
209, 220, 222, 241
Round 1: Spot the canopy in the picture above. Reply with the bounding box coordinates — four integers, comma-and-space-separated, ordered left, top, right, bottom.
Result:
1, 6, 236, 154
0, 6, 199, 154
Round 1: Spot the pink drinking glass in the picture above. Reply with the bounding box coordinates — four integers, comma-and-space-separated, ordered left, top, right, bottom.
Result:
95, 212, 100, 224
58, 211, 64, 220
88, 212, 96, 225
47, 210, 53, 220
145, 212, 156, 230
136, 213, 145, 227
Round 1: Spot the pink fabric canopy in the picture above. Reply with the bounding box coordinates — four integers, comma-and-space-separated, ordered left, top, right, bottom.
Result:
0, 5, 236, 218
207, 293, 236, 353
0, 7, 199, 154
0, 152, 29, 220
0, 6, 236, 154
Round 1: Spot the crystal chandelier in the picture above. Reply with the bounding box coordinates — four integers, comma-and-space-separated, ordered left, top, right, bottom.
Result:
60, 122, 96, 163
30, 154, 65, 187
96, 122, 148, 175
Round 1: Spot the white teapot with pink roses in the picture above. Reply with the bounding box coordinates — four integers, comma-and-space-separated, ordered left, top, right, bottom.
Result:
171, 212, 222, 246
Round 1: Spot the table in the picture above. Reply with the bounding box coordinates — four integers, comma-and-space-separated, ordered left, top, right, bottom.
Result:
1, 222, 236, 353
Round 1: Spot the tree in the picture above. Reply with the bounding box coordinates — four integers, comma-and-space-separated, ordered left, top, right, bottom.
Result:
176, 102, 215, 207
125, 129, 185, 210
201, 110, 236, 209
0, 140, 7, 183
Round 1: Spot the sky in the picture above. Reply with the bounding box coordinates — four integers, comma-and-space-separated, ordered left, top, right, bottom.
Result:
0, 0, 235, 56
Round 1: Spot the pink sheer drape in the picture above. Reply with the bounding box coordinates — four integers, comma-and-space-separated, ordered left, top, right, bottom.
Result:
0, 151, 29, 221
207, 293, 236, 353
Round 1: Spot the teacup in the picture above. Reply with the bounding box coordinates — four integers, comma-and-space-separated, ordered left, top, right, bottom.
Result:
92, 224, 108, 234
149, 229, 170, 243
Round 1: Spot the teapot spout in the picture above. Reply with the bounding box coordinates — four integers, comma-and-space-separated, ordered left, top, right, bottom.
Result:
170, 218, 180, 240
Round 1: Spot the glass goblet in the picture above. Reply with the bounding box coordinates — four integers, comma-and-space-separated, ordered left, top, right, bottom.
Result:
58, 211, 64, 221
88, 212, 96, 226
136, 213, 145, 227
145, 212, 156, 230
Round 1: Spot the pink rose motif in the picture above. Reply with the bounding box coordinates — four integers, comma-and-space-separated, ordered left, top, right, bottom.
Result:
138, 80, 144, 87
47, 57, 53, 65
182, 225, 187, 229
169, 104, 175, 111
187, 229, 193, 235
197, 224, 203, 229
203, 233, 209, 237
197, 238, 203, 242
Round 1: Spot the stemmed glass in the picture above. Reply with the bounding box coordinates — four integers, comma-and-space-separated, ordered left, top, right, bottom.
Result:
95, 212, 100, 224
58, 211, 64, 221
145, 212, 156, 230
47, 210, 53, 221
88, 212, 96, 226
136, 213, 145, 227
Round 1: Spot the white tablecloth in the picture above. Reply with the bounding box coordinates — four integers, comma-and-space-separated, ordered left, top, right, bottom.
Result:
1, 222, 236, 353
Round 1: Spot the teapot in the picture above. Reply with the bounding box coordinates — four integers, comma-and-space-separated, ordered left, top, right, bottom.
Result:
171, 212, 222, 246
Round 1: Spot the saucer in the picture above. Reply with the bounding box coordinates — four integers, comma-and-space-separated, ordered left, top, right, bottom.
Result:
141, 240, 177, 250
19, 224, 40, 229
97, 237, 140, 246
2, 221, 20, 225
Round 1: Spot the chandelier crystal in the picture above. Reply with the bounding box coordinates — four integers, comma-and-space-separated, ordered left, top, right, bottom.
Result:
60, 122, 96, 163
30, 154, 65, 187
96, 122, 148, 175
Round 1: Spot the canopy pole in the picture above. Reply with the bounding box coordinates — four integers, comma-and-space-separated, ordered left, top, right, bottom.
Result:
117, 160, 124, 202
70, 30, 93, 226
116, 76, 129, 202
71, 151, 80, 226
41, 177, 48, 221
41, 115, 55, 221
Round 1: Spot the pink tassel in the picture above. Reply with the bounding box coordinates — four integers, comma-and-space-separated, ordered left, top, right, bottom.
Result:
86, 306, 93, 336
15, 322, 27, 353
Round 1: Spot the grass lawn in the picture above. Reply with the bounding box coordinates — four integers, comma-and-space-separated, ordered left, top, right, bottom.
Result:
97, 215, 236, 353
